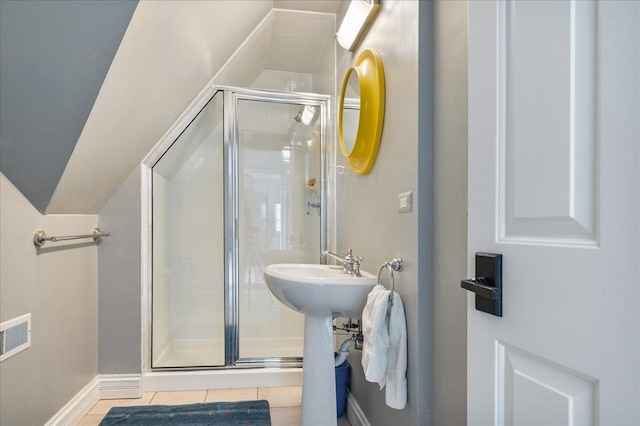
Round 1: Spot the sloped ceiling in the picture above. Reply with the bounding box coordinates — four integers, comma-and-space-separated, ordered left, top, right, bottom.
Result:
1, 0, 340, 215
46, 0, 273, 213
0, 0, 138, 213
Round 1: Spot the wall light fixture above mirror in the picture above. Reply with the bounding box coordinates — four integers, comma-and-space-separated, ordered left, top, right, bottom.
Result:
336, 0, 380, 51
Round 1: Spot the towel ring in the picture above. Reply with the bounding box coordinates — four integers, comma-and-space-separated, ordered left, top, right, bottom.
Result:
377, 258, 403, 304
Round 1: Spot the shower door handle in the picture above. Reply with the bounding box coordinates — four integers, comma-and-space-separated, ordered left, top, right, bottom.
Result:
307, 201, 321, 215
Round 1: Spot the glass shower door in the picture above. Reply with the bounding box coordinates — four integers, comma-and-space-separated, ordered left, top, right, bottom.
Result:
235, 98, 322, 360
150, 88, 326, 369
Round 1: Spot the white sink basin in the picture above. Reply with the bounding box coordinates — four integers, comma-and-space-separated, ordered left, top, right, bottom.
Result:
263, 263, 377, 426
264, 263, 377, 318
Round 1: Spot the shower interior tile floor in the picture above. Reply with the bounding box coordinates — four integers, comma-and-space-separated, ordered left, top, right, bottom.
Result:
78, 386, 351, 426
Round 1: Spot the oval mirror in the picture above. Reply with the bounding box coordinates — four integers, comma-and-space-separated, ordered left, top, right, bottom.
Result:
339, 69, 361, 157
338, 49, 385, 175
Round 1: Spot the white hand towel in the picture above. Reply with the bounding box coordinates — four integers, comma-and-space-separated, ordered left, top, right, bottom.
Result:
383, 290, 407, 409
361, 284, 408, 410
362, 285, 391, 383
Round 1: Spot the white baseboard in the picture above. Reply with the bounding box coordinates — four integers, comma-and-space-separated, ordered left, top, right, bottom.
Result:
143, 368, 302, 391
45, 374, 143, 425
345, 389, 371, 426
45, 371, 363, 425
44, 377, 100, 426
99, 374, 142, 399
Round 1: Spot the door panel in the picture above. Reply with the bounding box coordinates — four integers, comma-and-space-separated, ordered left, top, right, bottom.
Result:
500, 0, 598, 244
497, 343, 597, 426
468, 1, 639, 425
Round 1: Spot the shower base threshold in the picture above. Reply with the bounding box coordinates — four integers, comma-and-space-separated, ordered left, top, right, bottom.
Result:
153, 337, 304, 369
143, 367, 302, 392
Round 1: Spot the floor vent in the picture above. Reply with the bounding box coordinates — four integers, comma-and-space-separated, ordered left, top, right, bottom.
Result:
0, 313, 31, 362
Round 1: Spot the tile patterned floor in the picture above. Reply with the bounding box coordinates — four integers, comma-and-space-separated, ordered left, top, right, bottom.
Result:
78, 386, 351, 426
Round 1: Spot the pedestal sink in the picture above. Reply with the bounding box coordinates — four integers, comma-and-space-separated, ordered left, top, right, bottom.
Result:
264, 264, 377, 426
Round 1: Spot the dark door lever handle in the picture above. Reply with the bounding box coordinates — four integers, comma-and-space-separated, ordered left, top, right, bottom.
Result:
460, 278, 500, 300
460, 253, 503, 317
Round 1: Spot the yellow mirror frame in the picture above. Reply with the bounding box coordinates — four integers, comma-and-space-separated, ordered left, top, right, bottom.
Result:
338, 48, 385, 175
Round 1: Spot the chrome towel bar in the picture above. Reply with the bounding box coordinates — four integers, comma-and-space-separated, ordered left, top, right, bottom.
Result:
33, 227, 110, 248
377, 257, 403, 304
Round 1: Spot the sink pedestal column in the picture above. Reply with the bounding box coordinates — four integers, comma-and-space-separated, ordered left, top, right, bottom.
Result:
301, 313, 337, 426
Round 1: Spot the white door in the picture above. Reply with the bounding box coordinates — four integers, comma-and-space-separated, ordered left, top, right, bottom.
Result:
467, 1, 639, 425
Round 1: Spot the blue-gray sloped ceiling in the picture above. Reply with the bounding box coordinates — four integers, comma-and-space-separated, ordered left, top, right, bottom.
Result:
0, 0, 138, 213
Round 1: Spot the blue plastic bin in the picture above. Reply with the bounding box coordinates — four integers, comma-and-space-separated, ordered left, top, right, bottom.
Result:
335, 354, 350, 417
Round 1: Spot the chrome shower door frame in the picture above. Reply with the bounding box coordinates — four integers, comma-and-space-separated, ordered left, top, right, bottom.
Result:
221, 86, 330, 367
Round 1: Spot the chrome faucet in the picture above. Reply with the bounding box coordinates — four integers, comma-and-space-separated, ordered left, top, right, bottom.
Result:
321, 249, 363, 277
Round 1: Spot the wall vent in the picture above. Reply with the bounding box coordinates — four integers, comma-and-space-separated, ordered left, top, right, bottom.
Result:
0, 313, 31, 362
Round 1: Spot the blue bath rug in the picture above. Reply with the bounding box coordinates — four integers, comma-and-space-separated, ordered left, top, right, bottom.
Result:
99, 400, 271, 425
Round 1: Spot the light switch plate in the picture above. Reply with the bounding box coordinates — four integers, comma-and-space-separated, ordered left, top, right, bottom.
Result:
398, 191, 413, 213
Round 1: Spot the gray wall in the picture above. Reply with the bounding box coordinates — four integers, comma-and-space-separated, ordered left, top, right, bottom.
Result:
0, 0, 137, 213
431, 1, 468, 425
418, 1, 434, 424
0, 173, 98, 425
336, 1, 469, 425
98, 167, 141, 373
336, 1, 425, 424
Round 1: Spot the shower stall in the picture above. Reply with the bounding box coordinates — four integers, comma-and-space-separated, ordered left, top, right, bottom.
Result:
150, 87, 329, 369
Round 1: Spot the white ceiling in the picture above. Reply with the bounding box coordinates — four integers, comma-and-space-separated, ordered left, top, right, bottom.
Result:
274, 0, 341, 14
268, 10, 335, 74
215, 9, 335, 87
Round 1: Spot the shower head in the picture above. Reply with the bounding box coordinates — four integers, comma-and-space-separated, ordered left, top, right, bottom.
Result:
293, 105, 317, 126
